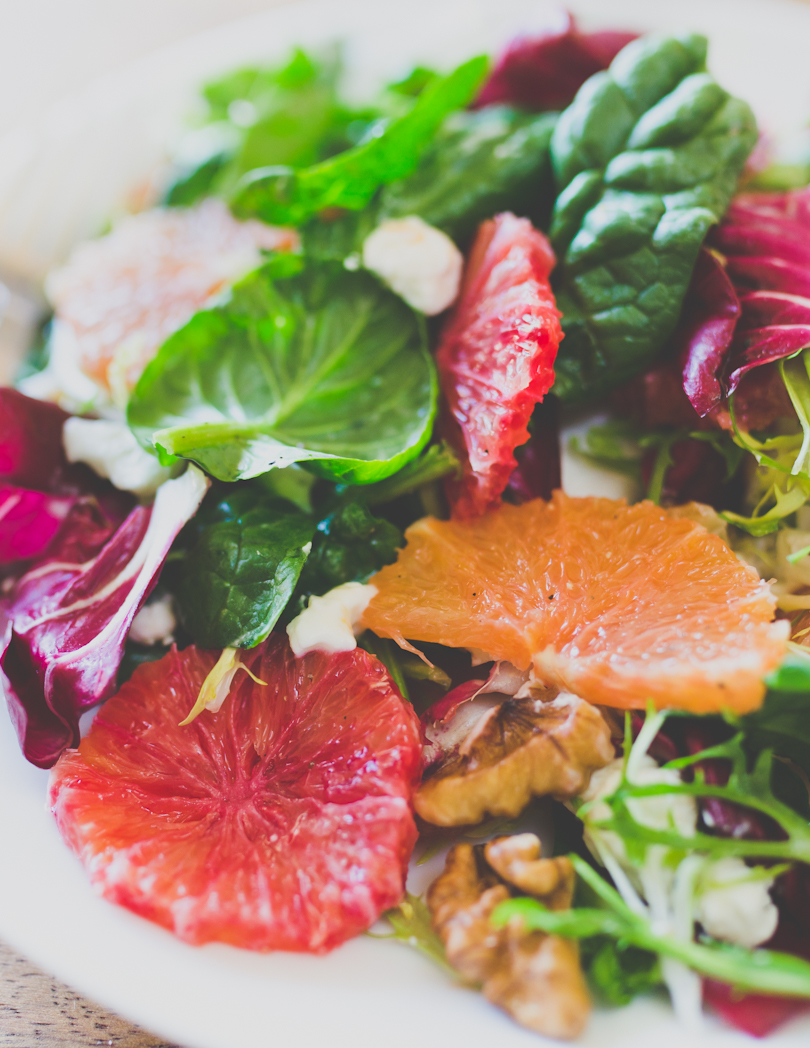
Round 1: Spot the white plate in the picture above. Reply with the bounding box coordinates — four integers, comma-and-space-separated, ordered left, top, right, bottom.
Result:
2, 2, 810, 1046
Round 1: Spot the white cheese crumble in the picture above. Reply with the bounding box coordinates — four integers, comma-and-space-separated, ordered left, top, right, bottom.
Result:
361, 216, 463, 315
129, 594, 176, 647
286, 581, 377, 658
696, 856, 778, 949
63, 416, 173, 497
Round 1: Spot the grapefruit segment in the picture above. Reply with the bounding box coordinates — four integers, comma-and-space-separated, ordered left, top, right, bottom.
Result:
437, 213, 562, 519
49, 636, 421, 952
362, 493, 788, 714
47, 199, 295, 398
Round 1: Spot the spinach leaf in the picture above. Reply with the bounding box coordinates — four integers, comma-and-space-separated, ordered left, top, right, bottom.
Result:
177, 485, 315, 648
548, 34, 757, 402
230, 56, 488, 226
303, 107, 558, 261
127, 254, 437, 484
292, 499, 401, 612
166, 48, 374, 207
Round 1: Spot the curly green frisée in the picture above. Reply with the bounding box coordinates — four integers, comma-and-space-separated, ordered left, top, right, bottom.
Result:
7, 10, 810, 1046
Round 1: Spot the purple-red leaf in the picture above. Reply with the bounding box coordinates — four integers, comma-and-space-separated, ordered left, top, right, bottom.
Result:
0, 466, 208, 768
473, 12, 636, 112
0, 486, 77, 564
678, 248, 740, 417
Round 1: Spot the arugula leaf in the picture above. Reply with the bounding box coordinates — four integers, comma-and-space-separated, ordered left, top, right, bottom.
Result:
494, 855, 810, 998
166, 48, 374, 206
303, 107, 558, 262
177, 485, 315, 648
127, 255, 437, 484
549, 34, 757, 402
230, 56, 488, 226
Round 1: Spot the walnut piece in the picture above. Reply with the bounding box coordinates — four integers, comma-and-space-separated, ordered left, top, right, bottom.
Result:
427, 838, 590, 1040
485, 833, 574, 910
416, 691, 614, 826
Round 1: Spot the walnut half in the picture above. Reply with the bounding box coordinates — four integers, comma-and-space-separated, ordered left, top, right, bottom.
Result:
416, 691, 614, 827
427, 836, 590, 1040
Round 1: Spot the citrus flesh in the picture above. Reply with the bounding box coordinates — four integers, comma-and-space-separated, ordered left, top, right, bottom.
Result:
49, 636, 421, 952
362, 492, 788, 714
437, 212, 562, 519
47, 199, 295, 397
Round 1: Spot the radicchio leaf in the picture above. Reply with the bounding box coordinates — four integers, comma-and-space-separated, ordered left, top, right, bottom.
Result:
0, 486, 76, 564
0, 389, 94, 496
0, 466, 209, 767
678, 248, 741, 417
474, 12, 636, 112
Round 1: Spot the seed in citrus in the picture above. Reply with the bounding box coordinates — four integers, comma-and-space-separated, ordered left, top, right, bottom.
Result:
47, 199, 295, 397
362, 492, 787, 714
436, 212, 562, 519
49, 636, 421, 953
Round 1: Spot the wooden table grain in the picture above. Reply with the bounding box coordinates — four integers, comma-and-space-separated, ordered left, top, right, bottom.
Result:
0, 942, 181, 1048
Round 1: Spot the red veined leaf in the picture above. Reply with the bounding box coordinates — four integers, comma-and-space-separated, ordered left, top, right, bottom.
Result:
0, 486, 77, 564
0, 466, 208, 768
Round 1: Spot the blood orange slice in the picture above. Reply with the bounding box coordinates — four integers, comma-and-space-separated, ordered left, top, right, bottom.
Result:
362, 493, 788, 714
47, 199, 295, 398
437, 212, 562, 519
49, 636, 421, 953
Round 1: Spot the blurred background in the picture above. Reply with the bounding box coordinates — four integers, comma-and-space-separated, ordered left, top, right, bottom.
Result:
0, 0, 290, 136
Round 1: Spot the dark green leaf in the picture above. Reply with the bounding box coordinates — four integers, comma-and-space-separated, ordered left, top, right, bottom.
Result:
230, 56, 488, 226
303, 107, 558, 261
293, 499, 401, 607
177, 485, 315, 648
581, 938, 661, 1006
549, 34, 757, 402
127, 256, 437, 484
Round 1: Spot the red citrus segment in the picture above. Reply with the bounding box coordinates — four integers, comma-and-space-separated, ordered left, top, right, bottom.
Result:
47, 199, 296, 396
49, 637, 421, 953
437, 212, 562, 519
362, 493, 788, 714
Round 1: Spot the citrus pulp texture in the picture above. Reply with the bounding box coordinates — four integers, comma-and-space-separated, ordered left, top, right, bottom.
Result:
49, 636, 421, 953
363, 493, 788, 714
437, 212, 562, 519
46, 198, 295, 398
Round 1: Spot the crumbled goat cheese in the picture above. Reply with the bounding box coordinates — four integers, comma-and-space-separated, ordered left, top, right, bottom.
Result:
362, 216, 463, 315
63, 416, 172, 497
286, 582, 377, 658
696, 856, 779, 949
129, 594, 176, 647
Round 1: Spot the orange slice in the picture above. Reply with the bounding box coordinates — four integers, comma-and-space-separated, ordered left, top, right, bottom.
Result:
362, 492, 788, 714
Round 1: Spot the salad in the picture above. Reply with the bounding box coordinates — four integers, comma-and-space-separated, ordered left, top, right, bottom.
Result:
4, 11, 810, 1042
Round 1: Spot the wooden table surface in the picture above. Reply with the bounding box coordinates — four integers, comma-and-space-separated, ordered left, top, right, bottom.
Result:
0, 942, 180, 1048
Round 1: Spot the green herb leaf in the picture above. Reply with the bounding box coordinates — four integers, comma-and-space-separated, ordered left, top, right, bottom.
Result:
127, 257, 437, 484
230, 56, 488, 226
580, 938, 661, 1006
494, 855, 810, 998
177, 485, 315, 648
302, 107, 558, 262
166, 48, 377, 206
549, 34, 757, 402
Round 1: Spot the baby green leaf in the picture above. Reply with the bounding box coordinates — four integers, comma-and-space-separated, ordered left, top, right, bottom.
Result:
549, 33, 757, 402
231, 56, 488, 226
127, 257, 437, 484
177, 485, 315, 648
